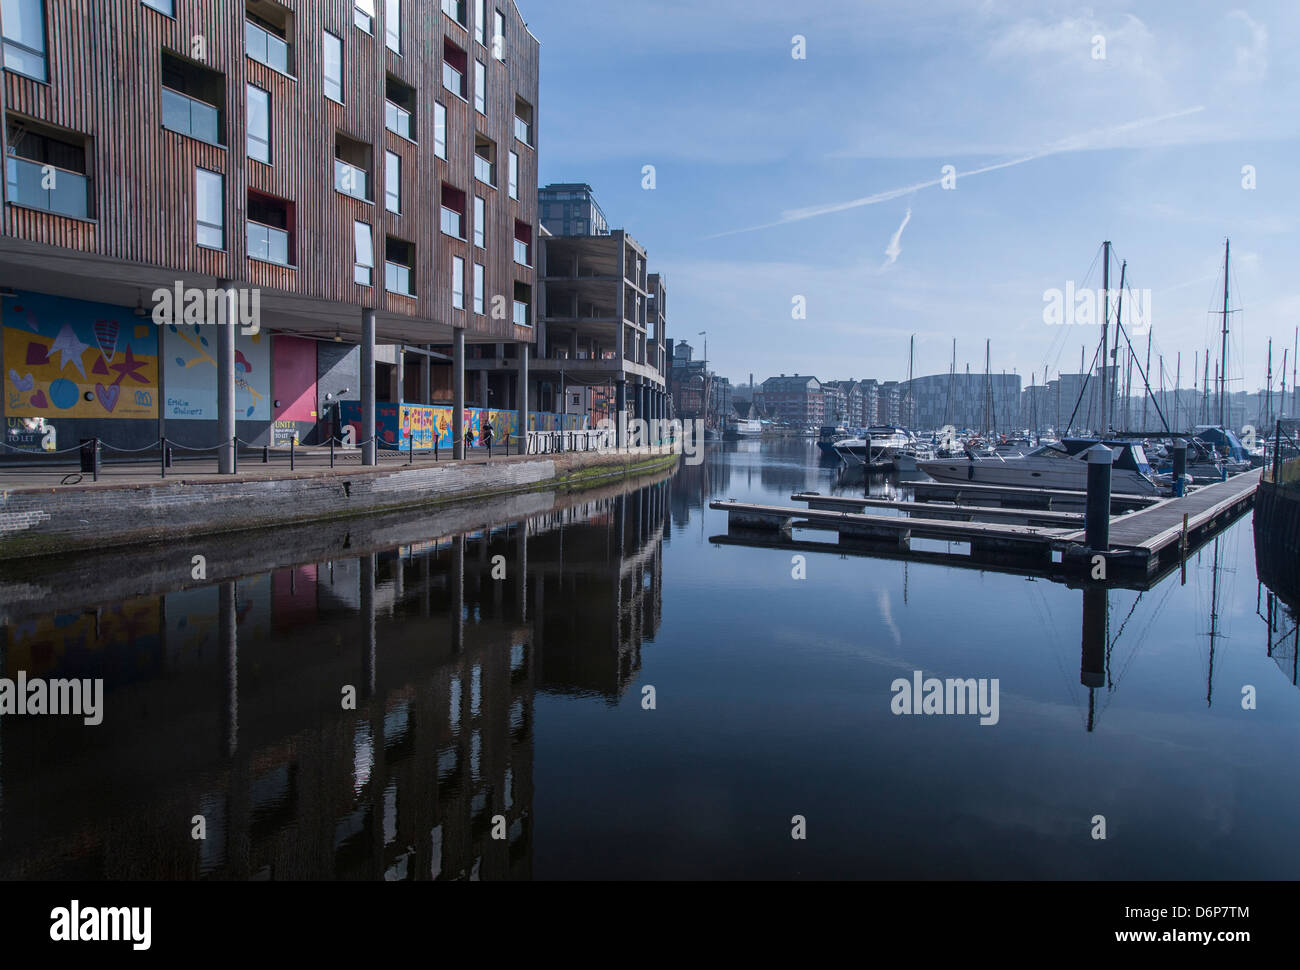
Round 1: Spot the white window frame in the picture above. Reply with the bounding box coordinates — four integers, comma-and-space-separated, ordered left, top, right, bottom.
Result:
474, 60, 486, 114
452, 255, 465, 310
473, 262, 485, 314
434, 101, 447, 159
246, 83, 271, 163
492, 9, 505, 61
507, 150, 518, 199
354, 221, 374, 286
473, 196, 485, 248
195, 169, 224, 250
323, 31, 344, 103
385, 151, 401, 214
354, 0, 375, 33
385, 0, 400, 53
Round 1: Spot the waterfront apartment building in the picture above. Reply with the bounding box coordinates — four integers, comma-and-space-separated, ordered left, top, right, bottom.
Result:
821, 379, 863, 426
534, 185, 668, 435
758, 374, 823, 427
538, 182, 609, 237
900, 372, 1022, 432
0, 0, 540, 463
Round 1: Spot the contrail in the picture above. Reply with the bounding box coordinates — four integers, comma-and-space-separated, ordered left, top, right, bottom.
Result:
882, 207, 912, 268
705, 106, 1205, 239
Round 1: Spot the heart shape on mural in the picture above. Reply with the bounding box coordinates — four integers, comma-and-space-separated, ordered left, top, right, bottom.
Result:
29, 389, 48, 409
96, 383, 120, 412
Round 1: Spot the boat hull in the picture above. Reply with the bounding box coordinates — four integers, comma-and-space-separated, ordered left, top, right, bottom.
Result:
916, 458, 1161, 495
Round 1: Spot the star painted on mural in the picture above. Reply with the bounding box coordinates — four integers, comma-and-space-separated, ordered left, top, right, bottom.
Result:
109, 346, 149, 384
48, 324, 90, 379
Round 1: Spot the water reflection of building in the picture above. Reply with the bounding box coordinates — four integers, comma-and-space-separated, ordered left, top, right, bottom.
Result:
0, 474, 671, 880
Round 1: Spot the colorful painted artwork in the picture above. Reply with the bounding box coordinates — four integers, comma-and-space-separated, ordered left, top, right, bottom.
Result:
5, 597, 162, 686
340, 404, 571, 450
163, 324, 270, 420
2, 290, 159, 419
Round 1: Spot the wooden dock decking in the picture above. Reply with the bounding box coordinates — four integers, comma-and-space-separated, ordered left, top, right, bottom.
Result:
713, 470, 1261, 578
908, 480, 1158, 512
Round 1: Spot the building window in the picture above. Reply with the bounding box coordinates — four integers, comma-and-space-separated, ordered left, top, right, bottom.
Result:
492, 8, 505, 60
2, 0, 46, 81
507, 150, 518, 199
442, 38, 467, 99
322, 31, 343, 102
473, 263, 484, 314
334, 133, 370, 201
385, 76, 416, 140
195, 169, 224, 249
442, 0, 466, 27
384, 151, 400, 213
354, 221, 373, 285
385, 237, 415, 295
513, 281, 530, 326
143, 0, 173, 15
473, 135, 495, 186
452, 256, 465, 310
434, 101, 447, 159
384, 0, 400, 52
513, 96, 533, 146
245, 4, 293, 75
513, 220, 530, 266
161, 52, 224, 146
246, 84, 271, 163
440, 184, 465, 239
354, 0, 375, 33
473, 196, 485, 247
247, 191, 292, 266
474, 60, 486, 114
5, 119, 91, 219
474, 0, 485, 45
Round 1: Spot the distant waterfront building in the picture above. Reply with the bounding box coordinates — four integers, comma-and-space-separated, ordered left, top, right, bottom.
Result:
902, 372, 1022, 432
538, 183, 610, 237
759, 374, 824, 426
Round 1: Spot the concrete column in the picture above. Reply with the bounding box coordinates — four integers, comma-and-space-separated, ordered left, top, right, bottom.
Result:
451, 534, 465, 654
361, 553, 376, 698
480, 369, 489, 409
217, 284, 237, 473
615, 234, 627, 365
361, 309, 377, 466
616, 379, 627, 449
395, 345, 405, 405
452, 329, 465, 459
518, 342, 530, 443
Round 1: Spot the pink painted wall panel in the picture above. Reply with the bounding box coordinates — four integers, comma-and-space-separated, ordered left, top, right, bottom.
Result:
273, 336, 318, 422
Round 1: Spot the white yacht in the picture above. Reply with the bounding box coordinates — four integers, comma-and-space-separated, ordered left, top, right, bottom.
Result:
917, 438, 1163, 495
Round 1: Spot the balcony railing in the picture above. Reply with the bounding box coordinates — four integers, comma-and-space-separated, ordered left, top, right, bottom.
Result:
440, 206, 463, 238
513, 301, 530, 326
513, 239, 530, 266
247, 220, 291, 266
513, 116, 531, 145
334, 159, 369, 200
245, 20, 291, 74
385, 262, 414, 296
442, 63, 465, 98
5, 157, 90, 219
161, 87, 220, 145
473, 154, 494, 185
384, 101, 412, 140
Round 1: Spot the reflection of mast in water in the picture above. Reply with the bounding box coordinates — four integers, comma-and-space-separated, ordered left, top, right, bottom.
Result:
1207, 537, 1221, 707
1259, 586, 1300, 687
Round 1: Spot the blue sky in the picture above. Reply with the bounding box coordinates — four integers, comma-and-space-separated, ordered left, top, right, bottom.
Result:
522, 0, 1299, 398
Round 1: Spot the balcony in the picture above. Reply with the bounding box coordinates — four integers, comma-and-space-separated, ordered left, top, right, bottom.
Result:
247, 220, 290, 266
513, 239, 530, 267
440, 206, 463, 239
245, 20, 291, 75
513, 301, 530, 326
384, 101, 412, 140
513, 116, 532, 146
442, 63, 465, 99
5, 157, 90, 219
385, 261, 413, 296
161, 87, 220, 145
473, 154, 494, 186
334, 159, 369, 201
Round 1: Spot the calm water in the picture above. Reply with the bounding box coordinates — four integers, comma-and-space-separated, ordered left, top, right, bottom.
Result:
1, 438, 1296, 880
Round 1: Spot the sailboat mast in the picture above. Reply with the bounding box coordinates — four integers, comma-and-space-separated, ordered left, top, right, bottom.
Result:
983, 339, 991, 437
1218, 238, 1230, 427
1174, 352, 1181, 432
1141, 330, 1152, 430
1101, 241, 1110, 433
1265, 338, 1273, 427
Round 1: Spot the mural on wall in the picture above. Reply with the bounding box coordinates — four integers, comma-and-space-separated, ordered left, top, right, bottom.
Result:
340, 404, 576, 450
3, 290, 159, 419
163, 324, 270, 420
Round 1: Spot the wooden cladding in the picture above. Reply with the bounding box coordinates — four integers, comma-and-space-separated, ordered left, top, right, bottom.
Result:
0, 0, 540, 343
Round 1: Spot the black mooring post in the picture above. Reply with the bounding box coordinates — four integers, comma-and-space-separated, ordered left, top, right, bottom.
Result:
330, 436, 336, 468
290, 437, 295, 471
408, 431, 413, 464
1172, 438, 1188, 497
262, 444, 269, 464
1085, 443, 1113, 551
91, 438, 100, 482
232, 436, 238, 475
160, 437, 167, 479
1081, 585, 1107, 689
434, 437, 439, 462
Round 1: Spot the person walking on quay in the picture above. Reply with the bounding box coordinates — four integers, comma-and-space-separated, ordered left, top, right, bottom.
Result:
483, 422, 494, 460
464, 425, 475, 457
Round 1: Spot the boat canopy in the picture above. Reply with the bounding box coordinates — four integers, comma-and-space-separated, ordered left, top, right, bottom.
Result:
1061, 438, 1153, 473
